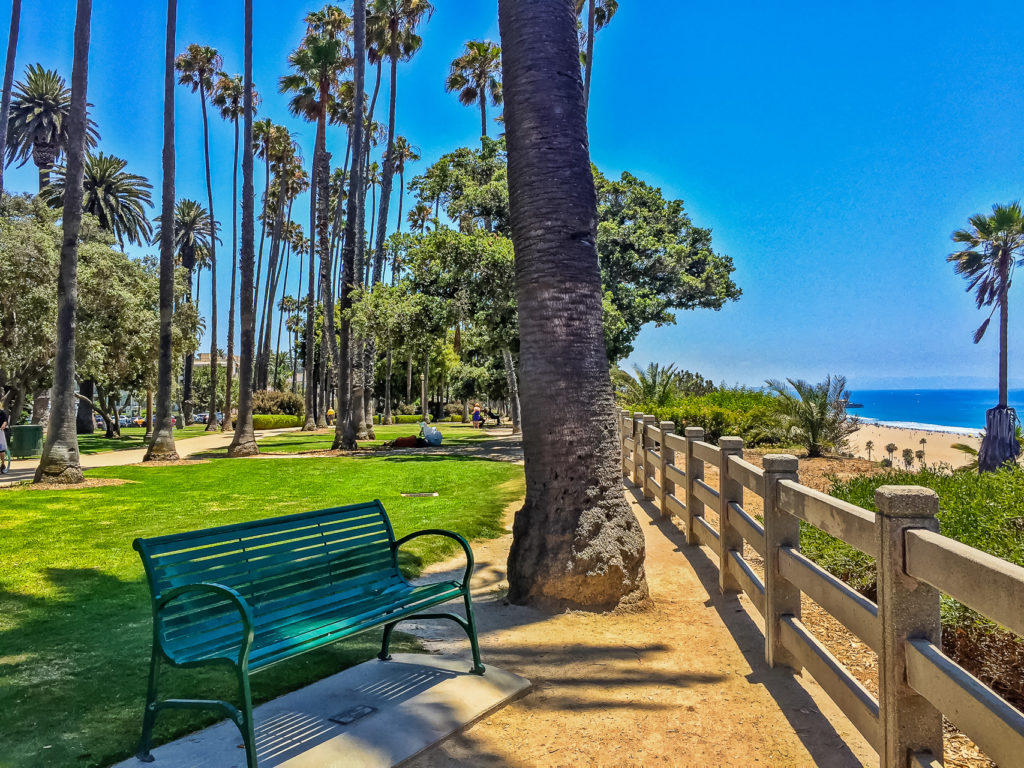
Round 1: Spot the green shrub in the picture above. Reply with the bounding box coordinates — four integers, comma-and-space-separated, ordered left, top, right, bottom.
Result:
625, 388, 781, 445
251, 414, 303, 430
251, 390, 304, 417
394, 414, 427, 424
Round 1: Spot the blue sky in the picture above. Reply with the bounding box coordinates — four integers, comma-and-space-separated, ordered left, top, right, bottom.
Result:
4, 1, 1024, 392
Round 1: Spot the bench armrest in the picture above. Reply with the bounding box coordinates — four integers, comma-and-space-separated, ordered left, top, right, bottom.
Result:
393, 529, 475, 587
155, 582, 255, 666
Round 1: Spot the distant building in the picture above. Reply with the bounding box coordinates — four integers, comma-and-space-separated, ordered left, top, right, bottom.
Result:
194, 353, 239, 368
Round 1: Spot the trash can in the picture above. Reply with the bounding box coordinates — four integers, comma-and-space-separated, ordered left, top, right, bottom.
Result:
10, 424, 43, 458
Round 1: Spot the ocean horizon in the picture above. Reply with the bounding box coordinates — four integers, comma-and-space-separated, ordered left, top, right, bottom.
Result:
848, 388, 1024, 433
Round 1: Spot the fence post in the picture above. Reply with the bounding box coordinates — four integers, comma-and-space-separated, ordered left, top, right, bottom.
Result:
684, 427, 705, 546
631, 414, 643, 488
658, 421, 675, 518
641, 415, 656, 501
762, 454, 802, 672
875, 486, 943, 768
619, 410, 630, 478
717, 437, 744, 594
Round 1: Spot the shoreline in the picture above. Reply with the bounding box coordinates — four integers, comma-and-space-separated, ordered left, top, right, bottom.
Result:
856, 417, 980, 437
849, 422, 979, 468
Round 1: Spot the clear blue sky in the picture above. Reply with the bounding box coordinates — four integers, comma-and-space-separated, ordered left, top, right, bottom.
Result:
5, 0, 1024, 392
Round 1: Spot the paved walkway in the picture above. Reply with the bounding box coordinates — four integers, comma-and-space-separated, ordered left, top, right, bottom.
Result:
0, 427, 300, 486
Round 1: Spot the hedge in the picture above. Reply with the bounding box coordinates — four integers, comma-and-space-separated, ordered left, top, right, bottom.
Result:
252, 414, 303, 429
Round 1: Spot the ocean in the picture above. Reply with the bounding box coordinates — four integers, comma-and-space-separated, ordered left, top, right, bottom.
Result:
848, 389, 1024, 434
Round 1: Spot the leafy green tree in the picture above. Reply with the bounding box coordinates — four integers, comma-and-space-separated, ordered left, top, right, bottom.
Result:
5, 63, 99, 190
766, 375, 859, 458
347, 283, 415, 423
617, 363, 682, 407
42, 151, 153, 247
35, 0, 92, 484
595, 168, 740, 361
445, 40, 502, 141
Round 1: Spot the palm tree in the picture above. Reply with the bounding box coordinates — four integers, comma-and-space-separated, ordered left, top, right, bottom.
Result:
145, 0, 180, 463
407, 201, 431, 233
42, 151, 153, 247
336, 0, 368, 450
212, 71, 259, 431
0, 0, 22, 194
766, 375, 858, 458
618, 362, 681, 407
228, 0, 258, 457
902, 447, 915, 469
34, 0, 92, 484
175, 44, 223, 431
575, 0, 618, 108
885, 442, 897, 463
864, 439, 874, 461
5, 63, 99, 190
919, 437, 926, 464
445, 40, 502, 140
280, 23, 348, 431
154, 198, 213, 427
498, 0, 648, 610
915, 449, 925, 467
391, 135, 418, 232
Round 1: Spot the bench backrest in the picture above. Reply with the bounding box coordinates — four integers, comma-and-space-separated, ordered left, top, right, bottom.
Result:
133, 501, 401, 650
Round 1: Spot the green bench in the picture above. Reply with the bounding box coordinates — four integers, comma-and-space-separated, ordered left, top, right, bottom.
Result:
132, 500, 484, 768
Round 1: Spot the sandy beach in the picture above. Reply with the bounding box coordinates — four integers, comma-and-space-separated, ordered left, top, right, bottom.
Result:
850, 423, 980, 469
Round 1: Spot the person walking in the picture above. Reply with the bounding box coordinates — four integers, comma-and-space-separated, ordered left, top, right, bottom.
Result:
0, 405, 10, 474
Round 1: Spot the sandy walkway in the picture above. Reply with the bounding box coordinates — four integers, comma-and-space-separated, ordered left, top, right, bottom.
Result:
401, 487, 876, 767
850, 423, 979, 468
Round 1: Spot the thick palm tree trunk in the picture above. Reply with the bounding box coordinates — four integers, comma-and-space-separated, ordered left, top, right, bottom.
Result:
146, 0, 180, 462
0, 0, 21, 194
199, 84, 219, 431
224, 116, 240, 430
334, 0, 366, 450
228, 0, 258, 457
35, 0, 92, 484
76, 378, 95, 433
498, 0, 649, 610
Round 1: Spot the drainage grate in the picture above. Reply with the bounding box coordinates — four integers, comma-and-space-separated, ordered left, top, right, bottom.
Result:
400, 492, 439, 497
327, 704, 377, 726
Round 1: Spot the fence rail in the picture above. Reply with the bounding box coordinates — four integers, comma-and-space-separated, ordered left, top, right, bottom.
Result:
617, 409, 1024, 768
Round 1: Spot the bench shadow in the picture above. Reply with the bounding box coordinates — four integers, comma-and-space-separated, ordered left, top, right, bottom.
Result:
627, 482, 867, 767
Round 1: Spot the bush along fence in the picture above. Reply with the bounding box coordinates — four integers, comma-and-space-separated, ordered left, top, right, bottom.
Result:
618, 409, 1024, 768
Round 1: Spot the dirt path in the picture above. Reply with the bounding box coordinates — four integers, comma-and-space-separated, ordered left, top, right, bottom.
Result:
401, 485, 877, 767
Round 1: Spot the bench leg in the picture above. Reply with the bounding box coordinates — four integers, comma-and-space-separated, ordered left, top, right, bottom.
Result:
235, 669, 258, 768
378, 621, 398, 661
463, 591, 485, 675
135, 648, 161, 762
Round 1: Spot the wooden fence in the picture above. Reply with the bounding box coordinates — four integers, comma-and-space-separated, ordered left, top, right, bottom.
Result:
618, 409, 1024, 768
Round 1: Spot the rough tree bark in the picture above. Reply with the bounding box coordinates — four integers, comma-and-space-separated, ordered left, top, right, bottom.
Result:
498, 0, 649, 611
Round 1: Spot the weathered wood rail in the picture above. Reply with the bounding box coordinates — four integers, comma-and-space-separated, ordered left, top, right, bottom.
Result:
618, 409, 1024, 768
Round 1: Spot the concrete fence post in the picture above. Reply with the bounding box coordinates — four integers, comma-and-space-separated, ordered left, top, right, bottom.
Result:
631, 414, 643, 488
875, 485, 943, 768
619, 410, 629, 478
641, 415, 656, 501
684, 426, 705, 546
717, 436, 745, 594
658, 421, 675, 518
762, 454, 802, 672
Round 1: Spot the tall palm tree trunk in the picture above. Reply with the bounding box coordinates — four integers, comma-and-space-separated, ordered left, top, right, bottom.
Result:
479, 90, 487, 140
334, 0, 366, 450
224, 115, 239, 430
583, 0, 595, 109
145, 0, 179, 462
383, 347, 393, 424
35, 0, 92, 484
198, 83, 219, 430
228, 0, 258, 457
999, 281, 1008, 408
0, 0, 21, 194
501, 348, 521, 434
302, 157, 317, 430
498, 0, 649, 610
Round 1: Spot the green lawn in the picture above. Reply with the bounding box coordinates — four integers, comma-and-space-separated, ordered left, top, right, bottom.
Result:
76, 424, 209, 455
0, 455, 524, 768
250, 422, 503, 454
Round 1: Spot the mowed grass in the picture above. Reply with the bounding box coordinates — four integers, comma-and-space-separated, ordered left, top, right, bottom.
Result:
0, 455, 524, 768
76, 424, 209, 455
252, 422, 503, 454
